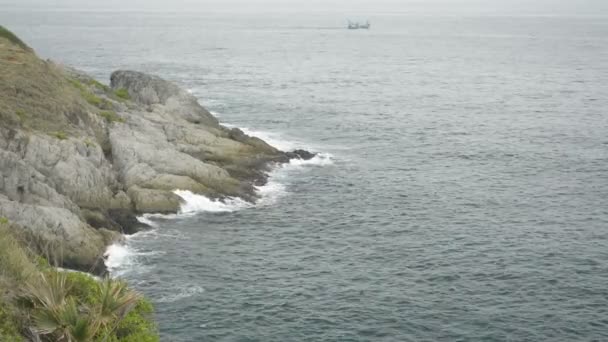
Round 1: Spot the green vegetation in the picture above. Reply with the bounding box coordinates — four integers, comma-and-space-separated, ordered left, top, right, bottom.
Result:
0, 25, 31, 51
0, 225, 159, 341
114, 88, 131, 101
15, 109, 27, 123
0, 216, 8, 225
99, 110, 125, 123
88, 79, 111, 92
0, 302, 23, 342
67, 78, 86, 92
52, 131, 68, 140
68, 77, 113, 109
83, 91, 103, 107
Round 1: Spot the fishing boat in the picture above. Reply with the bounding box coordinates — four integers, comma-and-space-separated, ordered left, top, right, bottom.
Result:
348, 20, 370, 30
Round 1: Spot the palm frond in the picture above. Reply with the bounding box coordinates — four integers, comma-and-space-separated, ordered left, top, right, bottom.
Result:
97, 278, 141, 322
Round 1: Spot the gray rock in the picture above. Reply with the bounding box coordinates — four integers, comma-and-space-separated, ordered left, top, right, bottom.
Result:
0, 196, 118, 274
127, 186, 183, 213
110, 70, 219, 126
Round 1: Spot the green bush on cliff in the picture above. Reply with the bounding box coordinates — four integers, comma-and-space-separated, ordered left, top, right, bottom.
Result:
0, 226, 159, 341
22, 271, 159, 342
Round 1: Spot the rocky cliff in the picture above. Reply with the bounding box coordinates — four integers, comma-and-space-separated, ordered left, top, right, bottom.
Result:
0, 27, 309, 274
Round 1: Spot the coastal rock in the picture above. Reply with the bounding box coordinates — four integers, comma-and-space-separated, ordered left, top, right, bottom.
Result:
110, 70, 219, 126
286, 149, 317, 161
107, 208, 150, 235
0, 29, 309, 273
0, 196, 116, 274
127, 186, 183, 213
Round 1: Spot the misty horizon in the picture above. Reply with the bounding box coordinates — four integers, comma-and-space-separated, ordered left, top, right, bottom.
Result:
2, 0, 608, 16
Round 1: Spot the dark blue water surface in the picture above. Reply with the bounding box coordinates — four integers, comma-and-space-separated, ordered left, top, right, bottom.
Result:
3, 7, 608, 341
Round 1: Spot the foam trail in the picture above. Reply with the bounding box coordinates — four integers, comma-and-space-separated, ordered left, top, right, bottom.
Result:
156, 285, 205, 303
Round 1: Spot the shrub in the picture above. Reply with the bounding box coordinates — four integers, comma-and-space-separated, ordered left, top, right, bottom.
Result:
0, 217, 8, 225
24, 272, 158, 342
0, 226, 159, 342
99, 110, 125, 123
107, 298, 159, 342
114, 88, 131, 101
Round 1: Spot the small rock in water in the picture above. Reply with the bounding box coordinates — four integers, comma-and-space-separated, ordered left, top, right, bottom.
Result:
286, 149, 316, 160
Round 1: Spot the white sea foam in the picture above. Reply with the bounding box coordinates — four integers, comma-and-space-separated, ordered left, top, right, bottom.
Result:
288, 152, 334, 167
136, 215, 159, 228
104, 243, 132, 272
104, 235, 165, 277
174, 190, 252, 213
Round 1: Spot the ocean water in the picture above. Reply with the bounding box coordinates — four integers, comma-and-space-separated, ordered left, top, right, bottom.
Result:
3, 7, 608, 341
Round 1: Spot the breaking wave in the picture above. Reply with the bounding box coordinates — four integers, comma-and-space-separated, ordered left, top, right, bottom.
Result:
175, 190, 252, 213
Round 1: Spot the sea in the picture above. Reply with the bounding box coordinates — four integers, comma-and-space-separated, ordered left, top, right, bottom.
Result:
2, 3, 608, 341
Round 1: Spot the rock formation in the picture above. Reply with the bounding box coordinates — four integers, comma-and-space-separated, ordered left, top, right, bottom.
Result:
0, 27, 312, 274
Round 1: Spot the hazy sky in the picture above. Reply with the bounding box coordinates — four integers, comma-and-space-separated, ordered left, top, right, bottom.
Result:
1, 0, 608, 15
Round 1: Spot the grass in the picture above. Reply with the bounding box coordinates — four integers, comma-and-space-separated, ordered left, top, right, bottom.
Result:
99, 110, 125, 123
83, 91, 103, 107
0, 25, 31, 51
15, 109, 26, 123
52, 131, 68, 140
114, 88, 131, 101
0, 302, 23, 342
88, 79, 111, 92
0, 225, 37, 284
67, 78, 86, 92
68, 77, 113, 109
